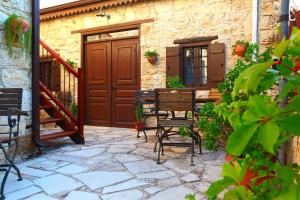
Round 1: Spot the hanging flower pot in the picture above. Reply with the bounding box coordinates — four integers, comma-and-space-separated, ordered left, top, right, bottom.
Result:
20, 18, 30, 33
146, 56, 158, 65
144, 50, 159, 65
4, 13, 32, 57
232, 40, 248, 57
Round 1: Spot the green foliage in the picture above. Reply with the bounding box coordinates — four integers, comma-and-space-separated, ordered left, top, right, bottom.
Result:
197, 102, 224, 151
4, 13, 31, 56
198, 41, 270, 151
166, 76, 185, 88
143, 50, 159, 57
71, 103, 78, 117
67, 59, 78, 69
135, 104, 144, 121
206, 28, 300, 199
185, 193, 196, 200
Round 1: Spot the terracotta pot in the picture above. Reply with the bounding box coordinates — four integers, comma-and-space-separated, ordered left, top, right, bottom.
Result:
146, 56, 157, 65
135, 121, 144, 131
20, 18, 30, 33
234, 44, 247, 57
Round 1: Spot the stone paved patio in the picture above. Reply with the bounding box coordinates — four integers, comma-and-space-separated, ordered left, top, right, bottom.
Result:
5, 126, 224, 200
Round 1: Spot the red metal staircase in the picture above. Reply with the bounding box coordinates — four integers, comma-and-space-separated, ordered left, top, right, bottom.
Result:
35, 40, 84, 146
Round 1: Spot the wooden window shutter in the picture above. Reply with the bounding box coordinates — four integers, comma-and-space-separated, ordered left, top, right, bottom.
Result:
166, 47, 181, 78
208, 42, 225, 88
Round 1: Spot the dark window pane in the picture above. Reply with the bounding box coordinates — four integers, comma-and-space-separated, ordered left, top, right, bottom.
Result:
183, 46, 208, 87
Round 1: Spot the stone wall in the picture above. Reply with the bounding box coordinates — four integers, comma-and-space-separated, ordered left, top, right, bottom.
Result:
0, 0, 33, 153
41, 0, 265, 90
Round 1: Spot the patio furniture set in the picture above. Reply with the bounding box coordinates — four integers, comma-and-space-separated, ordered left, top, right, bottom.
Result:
135, 88, 220, 166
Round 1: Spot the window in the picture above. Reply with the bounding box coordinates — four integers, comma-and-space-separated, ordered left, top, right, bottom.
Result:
183, 46, 208, 87
166, 39, 225, 89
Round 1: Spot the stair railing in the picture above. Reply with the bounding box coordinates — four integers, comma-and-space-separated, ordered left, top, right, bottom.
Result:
39, 39, 84, 141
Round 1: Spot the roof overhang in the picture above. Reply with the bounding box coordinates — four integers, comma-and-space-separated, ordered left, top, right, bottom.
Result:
40, 0, 145, 21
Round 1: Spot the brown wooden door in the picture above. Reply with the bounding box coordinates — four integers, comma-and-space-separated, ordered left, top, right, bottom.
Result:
111, 38, 140, 127
85, 38, 140, 127
85, 41, 112, 126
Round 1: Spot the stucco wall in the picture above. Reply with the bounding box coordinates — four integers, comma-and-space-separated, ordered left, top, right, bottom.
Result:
0, 0, 33, 153
40, 0, 282, 90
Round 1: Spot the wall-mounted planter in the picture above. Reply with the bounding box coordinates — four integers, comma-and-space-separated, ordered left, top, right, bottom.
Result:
4, 13, 31, 56
146, 56, 158, 65
234, 44, 247, 57
144, 50, 159, 65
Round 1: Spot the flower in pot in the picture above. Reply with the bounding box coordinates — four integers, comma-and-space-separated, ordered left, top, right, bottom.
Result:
144, 50, 159, 65
232, 40, 248, 57
4, 13, 31, 57
134, 104, 145, 131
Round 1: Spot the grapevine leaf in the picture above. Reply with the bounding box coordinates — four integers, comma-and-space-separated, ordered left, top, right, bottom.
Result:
279, 114, 300, 135
274, 37, 290, 58
232, 60, 273, 97
226, 123, 259, 156
223, 186, 246, 200
256, 122, 280, 154
206, 177, 236, 198
287, 95, 300, 112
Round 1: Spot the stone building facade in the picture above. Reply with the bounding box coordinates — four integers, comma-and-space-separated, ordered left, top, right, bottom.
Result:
0, 0, 34, 153
40, 0, 281, 90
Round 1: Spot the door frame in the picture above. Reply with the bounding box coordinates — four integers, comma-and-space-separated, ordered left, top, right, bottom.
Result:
81, 24, 141, 126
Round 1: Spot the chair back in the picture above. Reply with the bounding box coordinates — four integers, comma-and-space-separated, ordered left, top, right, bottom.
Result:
155, 88, 195, 114
135, 90, 156, 113
0, 88, 23, 116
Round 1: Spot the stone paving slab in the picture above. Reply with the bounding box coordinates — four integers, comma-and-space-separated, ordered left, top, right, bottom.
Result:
6, 126, 224, 200
33, 174, 83, 195
73, 171, 133, 190
65, 191, 100, 200
102, 179, 149, 194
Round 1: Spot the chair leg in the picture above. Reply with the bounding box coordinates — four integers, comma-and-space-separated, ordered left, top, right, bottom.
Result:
0, 167, 11, 200
137, 131, 140, 138
191, 139, 195, 166
11, 163, 22, 181
142, 130, 147, 142
157, 134, 164, 164
154, 128, 162, 152
198, 135, 202, 154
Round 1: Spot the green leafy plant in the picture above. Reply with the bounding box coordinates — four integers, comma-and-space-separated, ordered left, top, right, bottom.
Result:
143, 50, 159, 57
167, 76, 185, 88
197, 42, 271, 151
67, 59, 78, 69
185, 193, 196, 200
206, 28, 300, 200
71, 103, 78, 117
135, 104, 144, 122
4, 13, 31, 56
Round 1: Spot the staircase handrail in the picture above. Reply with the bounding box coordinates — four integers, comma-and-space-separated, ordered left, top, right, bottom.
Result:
39, 39, 78, 78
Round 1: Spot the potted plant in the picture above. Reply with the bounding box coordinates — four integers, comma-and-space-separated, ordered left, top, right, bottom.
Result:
134, 104, 145, 131
4, 13, 31, 56
232, 40, 248, 57
144, 50, 159, 65
67, 59, 78, 69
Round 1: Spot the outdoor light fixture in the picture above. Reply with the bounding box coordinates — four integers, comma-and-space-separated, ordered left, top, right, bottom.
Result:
96, 8, 111, 19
